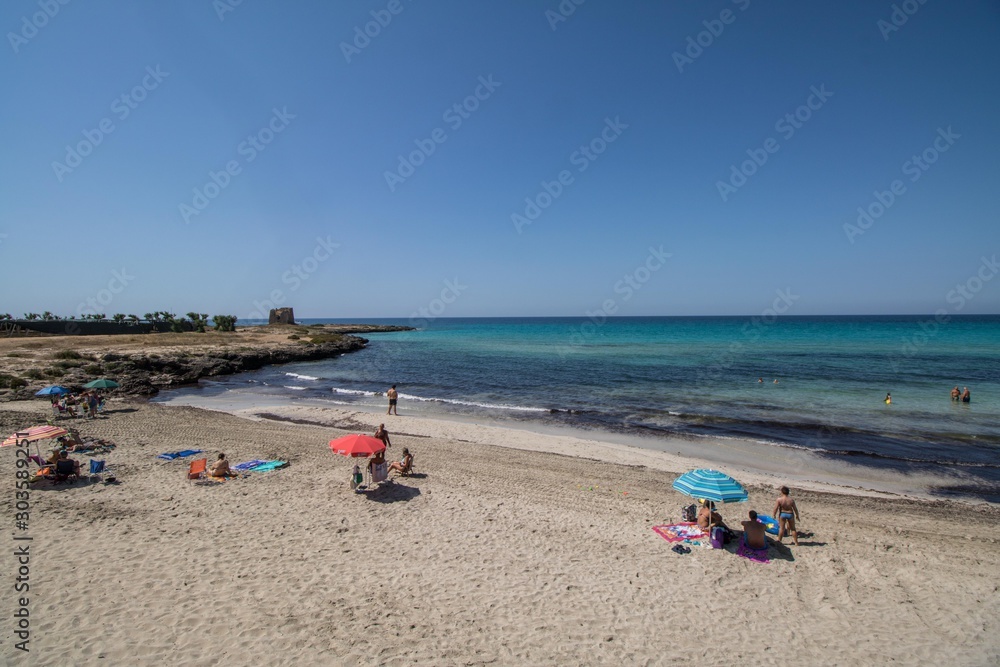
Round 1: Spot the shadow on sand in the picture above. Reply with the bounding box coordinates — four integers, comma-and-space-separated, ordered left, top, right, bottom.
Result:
364, 482, 421, 504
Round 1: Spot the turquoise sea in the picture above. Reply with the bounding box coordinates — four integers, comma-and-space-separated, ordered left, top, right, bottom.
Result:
157, 316, 1000, 501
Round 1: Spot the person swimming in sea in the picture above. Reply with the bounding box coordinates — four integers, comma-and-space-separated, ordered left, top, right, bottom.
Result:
884, 392, 891, 405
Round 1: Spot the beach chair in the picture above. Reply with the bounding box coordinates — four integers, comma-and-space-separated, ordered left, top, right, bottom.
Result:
51, 403, 76, 419
89, 459, 108, 482
188, 458, 207, 483
386, 453, 414, 480
54, 459, 80, 484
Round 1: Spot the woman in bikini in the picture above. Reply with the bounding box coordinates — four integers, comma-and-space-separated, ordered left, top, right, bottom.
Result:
773, 486, 799, 546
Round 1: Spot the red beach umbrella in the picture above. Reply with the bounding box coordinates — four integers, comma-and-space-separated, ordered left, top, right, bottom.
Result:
329, 434, 386, 458
2, 425, 68, 447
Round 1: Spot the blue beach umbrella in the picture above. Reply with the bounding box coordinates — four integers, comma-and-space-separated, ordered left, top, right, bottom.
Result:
673, 468, 749, 506
35, 385, 70, 396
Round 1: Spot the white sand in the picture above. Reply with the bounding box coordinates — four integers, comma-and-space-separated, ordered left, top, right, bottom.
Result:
2, 399, 998, 666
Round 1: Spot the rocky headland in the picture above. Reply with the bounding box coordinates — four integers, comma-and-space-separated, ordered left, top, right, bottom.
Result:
0, 323, 411, 399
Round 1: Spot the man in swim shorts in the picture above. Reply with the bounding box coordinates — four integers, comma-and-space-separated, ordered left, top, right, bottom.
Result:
386, 385, 398, 415
772, 486, 799, 545
741, 510, 768, 550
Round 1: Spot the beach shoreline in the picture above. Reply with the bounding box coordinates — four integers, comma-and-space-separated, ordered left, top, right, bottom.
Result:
154, 388, 995, 506
2, 397, 999, 665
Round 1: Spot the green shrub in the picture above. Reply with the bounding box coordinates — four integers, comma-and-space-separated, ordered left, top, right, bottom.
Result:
0, 374, 27, 389
25, 369, 45, 380
83, 364, 103, 374
308, 334, 345, 345
287, 334, 300, 340
212, 315, 238, 332
52, 349, 83, 360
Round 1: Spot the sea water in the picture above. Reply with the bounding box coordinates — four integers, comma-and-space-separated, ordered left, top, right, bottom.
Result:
156, 316, 1000, 501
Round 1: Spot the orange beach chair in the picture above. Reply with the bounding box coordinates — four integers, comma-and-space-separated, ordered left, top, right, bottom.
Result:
188, 458, 207, 482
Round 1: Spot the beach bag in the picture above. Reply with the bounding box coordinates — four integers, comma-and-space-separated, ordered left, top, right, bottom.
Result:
710, 527, 725, 549
681, 504, 697, 522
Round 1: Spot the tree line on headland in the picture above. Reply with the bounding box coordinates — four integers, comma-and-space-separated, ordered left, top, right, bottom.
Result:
1, 312, 238, 332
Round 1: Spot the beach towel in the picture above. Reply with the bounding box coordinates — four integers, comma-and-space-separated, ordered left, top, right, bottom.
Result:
157, 449, 203, 460
736, 535, 771, 563
652, 523, 707, 543
232, 459, 268, 472
248, 460, 288, 473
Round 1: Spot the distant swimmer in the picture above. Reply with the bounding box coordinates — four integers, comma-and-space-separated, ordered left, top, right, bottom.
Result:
773, 379, 779, 384
758, 377, 764, 383
951, 386, 961, 401
885, 392, 892, 405
962, 387, 971, 403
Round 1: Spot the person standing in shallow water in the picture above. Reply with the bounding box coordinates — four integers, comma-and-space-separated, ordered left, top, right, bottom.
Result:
951, 386, 961, 401
884, 392, 892, 405
386, 385, 398, 415
962, 387, 971, 403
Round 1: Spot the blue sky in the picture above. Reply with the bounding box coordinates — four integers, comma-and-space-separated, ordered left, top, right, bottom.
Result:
1, 0, 998, 320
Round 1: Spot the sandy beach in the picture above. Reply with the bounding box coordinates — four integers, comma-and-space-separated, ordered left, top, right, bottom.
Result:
2, 398, 998, 666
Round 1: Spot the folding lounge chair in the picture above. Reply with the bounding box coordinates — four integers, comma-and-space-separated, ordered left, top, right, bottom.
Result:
89, 459, 109, 482
188, 458, 207, 483
54, 459, 79, 484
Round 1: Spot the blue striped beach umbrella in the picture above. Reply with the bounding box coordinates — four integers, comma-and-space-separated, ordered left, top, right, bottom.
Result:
672, 469, 749, 505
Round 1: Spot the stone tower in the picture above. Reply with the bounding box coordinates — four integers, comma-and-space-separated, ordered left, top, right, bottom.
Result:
268, 308, 295, 325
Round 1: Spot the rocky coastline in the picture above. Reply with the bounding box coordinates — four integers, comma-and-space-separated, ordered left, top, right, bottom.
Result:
0, 324, 411, 400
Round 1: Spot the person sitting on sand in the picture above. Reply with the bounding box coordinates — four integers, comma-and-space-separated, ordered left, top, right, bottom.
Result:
374, 424, 391, 448
46, 448, 62, 465
773, 486, 800, 546
962, 387, 971, 403
741, 510, 768, 550
388, 448, 413, 476
696, 501, 728, 532
951, 386, 961, 401
209, 452, 234, 478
